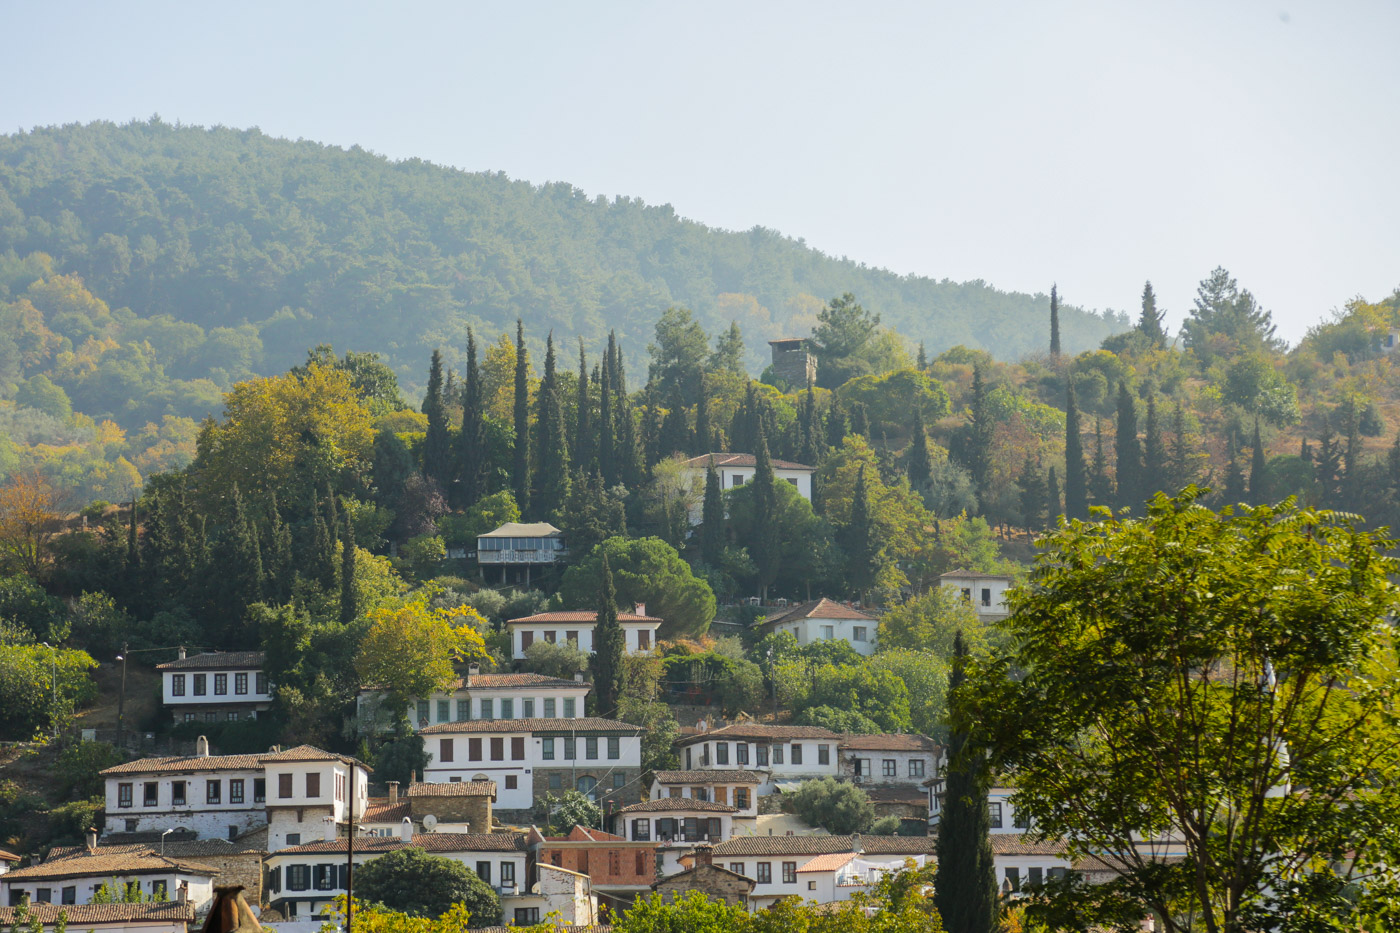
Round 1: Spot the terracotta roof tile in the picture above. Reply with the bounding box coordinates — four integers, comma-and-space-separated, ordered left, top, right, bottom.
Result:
761, 598, 876, 626
507, 611, 661, 624
711, 834, 935, 857
0, 903, 196, 925
838, 733, 938, 752
674, 723, 840, 747
420, 717, 641, 735
0, 848, 19, 862
445, 672, 587, 690
100, 752, 264, 775
406, 781, 495, 797
362, 800, 411, 822
2, 851, 218, 881
617, 798, 737, 814
988, 834, 1069, 856
156, 651, 264, 671
864, 785, 928, 805
652, 770, 764, 784
796, 852, 857, 873
269, 833, 527, 857
682, 453, 815, 472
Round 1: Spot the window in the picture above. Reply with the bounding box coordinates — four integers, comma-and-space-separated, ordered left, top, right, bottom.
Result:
548, 773, 562, 790
306, 772, 321, 798
757, 745, 769, 766
1014, 810, 1030, 829
883, 759, 897, 777
143, 782, 158, 806
820, 625, 834, 640
736, 788, 750, 809
35, 889, 51, 904
475, 861, 491, 884
607, 736, 620, 759
490, 737, 504, 761
909, 759, 925, 778
505, 775, 518, 790
961, 587, 972, 601
566, 631, 578, 645
256, 673, 268, 695
563, 698, 576, 717
634, 850, 647, 875
988, 802, 1003, 828
207, 780, 221, 804
193, 674, 206, 696
437, 700, 450, 723
757, 863, 772, 884
172, 781, 187, 806
511, 737, 525, 760
184, 712, 195, 723
520, 631, 535, 652
235, 672, 248, 695
772, 745, 783, 765
637, 630, 650, 650
542, 737, 555, 760
1004, 867, 1020, 892
1028, 866, 1043, 886
230, 779, 245, 804
523, 699, 534, 718
544, 698, 556, 718
457, 699, 471, 721
585, 736, 598, 760
501, 699, 513, 719
205, 712, 216, 723
613, 772, 626, 788
440, 739, 454, 763
118, 782, 133, 808
515, 909, 540, 925
124, 819, 138, 832
716, 742, 729, 765
783, 862, 797, 884
416, 700, 429, 724
853, 626, 867, 642
480, 698, 494, 720
790, 744, 802, 765
286, 833, 301, 846
279, 773, 293, 798
808, 880, 816, 891
61, 887, 75, 905
501, 861, 516, 887
736, 743, 749, 765
254, 779, 266, 803
545, 630, 556, 644
564, 736, 577, 759
215, 673, 227, 695
982, 588, 992, 607
172, 674, 185, 696
316, 865, 337, 891
818, 745, 829, 766
732, 474, 745, 487
685, 748, 692, 769
227, 711, 238, 721
577, 775, 597, 800
287, 865, 310, 891
730, 862, 745, 876
469, 738, 483, 761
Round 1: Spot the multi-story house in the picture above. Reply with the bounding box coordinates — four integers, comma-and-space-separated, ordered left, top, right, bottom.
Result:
939, 570, 1015, 621
156, 650, 271, 725
1, 836, 217, 909
528, 826, 657, 916
506, 609, 661, 661
704, 834, 936, 910
675, 724, 842, 793
838, 733, 939, 787
679, 453, 815, 523
926, 780, 1076, 893
261, 746, 370, 852
419, 717, 644, 821
755, 599, 879, 656
264, 831, 528, 919
614, 798, 738, 875
357, 668, 592, 732
649, 770, 761, 827
476, 522, 567, 587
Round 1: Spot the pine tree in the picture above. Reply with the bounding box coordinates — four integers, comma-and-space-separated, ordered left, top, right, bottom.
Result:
1249, 419, 1268, 506
967, 366, 994, 510
1138, 281, 1167, 346
534, 333, 571, 518
589, 553, 625, 717
700, 459, 725, 567
339, 508, 357, 626
1049, 284, 1061, 358
1019, 454, 1047, 532
1089, 417, 1113, 507
751, 425, 782, 602
844, 464, 877, 601
1223, 435, 1246, 507
907, 406, 932, 493
1046, 466, 1062, 525
457, 329, 484, 508
1114, 382, 1142, 511
917, 342, 927, 370
574, 340, 592, 474
933, 631, 999, 933
1142, 393, 1167, 500
421, 349, 451, 487
1064, 381, 1087, 520
694, 374, 713, 454
512, 321, 531, 514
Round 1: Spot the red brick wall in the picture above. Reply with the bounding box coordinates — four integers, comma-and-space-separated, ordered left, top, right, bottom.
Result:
539, 845, 655, 886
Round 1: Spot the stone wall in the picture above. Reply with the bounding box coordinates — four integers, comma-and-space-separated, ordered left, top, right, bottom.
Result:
654, 864, 752, 907
409, 795, 492, 833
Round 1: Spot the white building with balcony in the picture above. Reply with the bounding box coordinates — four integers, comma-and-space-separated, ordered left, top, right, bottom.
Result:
357, 669, 592, 732
155, 650, 271, 725
0, 842, 217, 910
507, 609, 661, 661
939, 570, 1015, 621
838, 734, 939, 788
755, 599, 878, 656
649, 770, 761, 825
680, 453, 815, 523
674, 724, 842, 793
476, 523, 567, 586
614, 798, 738, 875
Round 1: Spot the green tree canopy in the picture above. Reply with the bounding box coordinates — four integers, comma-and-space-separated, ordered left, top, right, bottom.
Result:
354, 847, 501, 924
783, 777, 875, 835
558, 536, 715, 639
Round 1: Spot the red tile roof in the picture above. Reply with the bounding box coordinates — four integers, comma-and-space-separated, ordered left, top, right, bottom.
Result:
507, 611, 661, 624
617, 798, 737, 814
683, 453, 815, 472
838, 733, 938, 752
269, 833, 526, 856
406, 781, 496, 798
362, 799, 410, 823
156, 651, 264, 671
796, 852, 857, 873
711, 834, 934, 857
420, 717, 641, 735
674, 723, 840, 747
652, 770, 764, 784
0, 848, 19, 862
0, 903, 196, 925
101, 743, 364, 776
2, 850, 217, 881
988, 834, 1069, 856
760, 598, 876, 626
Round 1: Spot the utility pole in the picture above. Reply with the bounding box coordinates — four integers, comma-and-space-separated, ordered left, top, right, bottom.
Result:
346, 758, 356, 933
116, 643, 128, 747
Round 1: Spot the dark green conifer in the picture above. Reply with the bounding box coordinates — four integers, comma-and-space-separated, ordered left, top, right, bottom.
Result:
1316, 423, 1341, 507
1047, 466, 1061, 524
127, 499, 140, 570
1138, 281, 1167, 347
1223, 435, 1247, 506
907, 406, 932, 494
700, 459, 725, 567
798, 383, 821, 465
1089, 417, 1113, 507
588, 554, 625, 717
1049, 284, 1061, 358
850, 402, 870, 439
339, 508, 357, 626
658, 392, 689, 458
512, 320, 531, 515
751, 424, 781, 602
1114, 382, 1142, 511
618, 397, 644, 489
422, 349, 451, 488
1019, 454, 1047, 532
1142, 393, 1167, 500
694, 375, 713, 454
844, 464, 877, 601
574, 340, 592, 474
917, 342, 927, 370
534, 333, 571, 518
266, 494, 293, 603
599, 336, 616, 485
1249, 419, 1268, 506
1169, 401, 1195, 493
320, 489, 339, 592
457, 329, 483, 508
1342, 399, 1361, 508
1064, 381, 1087, 520
967, 365, 993, 510
825, 400, 848, 451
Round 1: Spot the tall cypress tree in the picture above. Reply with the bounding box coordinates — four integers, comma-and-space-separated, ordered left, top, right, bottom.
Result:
589, 553, 625, 717
1019, 454, 1047, 532
618, 395, 644, 489
1064, 381, 1087, 520
844, 464, 877, 601
599, 339, 616, 486
512, 321, 531, 515
1089, 417, 1113, 507
917, 342, 927, 370
574, 340, 592, 475
1142, 393, 1167, 500
266, 494, 293, 603
751, 425, 781, 602
127, 499, 140, 571
1249, 419, 1268, 506
1169, 402, 1196, 493
1138, 281, 1167, 346
933, 631, 999, 933
825, 400, 848, 451
534, 333, 571, 518
1046, 466, 1062, 525
320, 489, 340, 592
1049, 284, 1061, 358
700, 459, 725, 567
220, 484, 264, 638
457, 329, 484, 507
1316, 423, 1342, 507
658, 391, 689, 458
422, 349, 451, 487
694, 374, 713, 454
799, 383, 821, 465
907, 406, 933, 493
850, 402, 870, 439
339, 508, 357, 626
1114, 382, 1142, 511
967, 366, 993, 511
1342, 400, 1362, 509
1223, 435, 1246, 506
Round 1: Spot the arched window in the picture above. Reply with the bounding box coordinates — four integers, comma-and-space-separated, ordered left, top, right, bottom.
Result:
576, 775, 598, 801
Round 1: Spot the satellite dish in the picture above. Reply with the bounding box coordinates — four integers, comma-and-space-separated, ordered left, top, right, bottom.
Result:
422, 814, 439, 832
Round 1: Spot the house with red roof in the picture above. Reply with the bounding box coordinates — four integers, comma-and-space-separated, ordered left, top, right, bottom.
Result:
680, 453, 815, 523
506, 609, 661, 660
755, 599, 879, 656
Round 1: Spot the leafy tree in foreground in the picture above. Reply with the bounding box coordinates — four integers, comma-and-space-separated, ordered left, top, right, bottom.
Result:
354, 847, 500, 924
783, 777, 875, 835
965, 490, 1400, 933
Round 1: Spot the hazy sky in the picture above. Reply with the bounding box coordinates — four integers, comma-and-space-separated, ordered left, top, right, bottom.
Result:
6, 0, 1398, 343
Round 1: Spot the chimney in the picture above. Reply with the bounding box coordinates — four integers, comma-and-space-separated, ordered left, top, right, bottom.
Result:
324, 819, 337, 842
178, 881, 189, 904
851, 833, 863, 855
388, 782, 399, 804
693, 844, 712, 868
463, 821, 470, 834
410, 770, 417, 785
574, 671, 585, 683
401, 817, 413, 842
85, 828, 98, 853
634, 602, 645, 616
196, 735, 210, 758
177, 646, 187, 660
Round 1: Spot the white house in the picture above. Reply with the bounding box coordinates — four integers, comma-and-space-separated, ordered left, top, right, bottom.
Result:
419, 717, 644, 818
0, 902, 195, 933
0, 848, 20, 876
837, 734, 939, 788
649, 770, 761, 823
155, 650, 271, 725
0, 842, 216, 910
704, 835, 935, 910
358, 668, 592, 732
756, 599, 879, 656
796, 851, 933, 905
614, 797, 737, 874
477, 523, 567, 587
507, 609, 661, 661
674, 725, 842, 793
939, 570, 1015, 621
680, 453, 815, 523
264, 832, 529, 919
505, 863, 598, 927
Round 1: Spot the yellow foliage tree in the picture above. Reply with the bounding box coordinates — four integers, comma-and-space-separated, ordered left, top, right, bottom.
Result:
353, 596, 490, 714
0, 470, 62, 576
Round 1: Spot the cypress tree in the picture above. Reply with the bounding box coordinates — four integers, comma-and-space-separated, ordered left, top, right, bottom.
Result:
825, 400, 848, 451
1114, 382, 1141, 511
1316, 423, 1342, 507
457, 329, 484, 507
320, 489, 340, 592
1342, 400, 1362, 508
267, 495, 293, 603
917, 342, 927, 370
798, 383, 821, 466
1223, 435, 1246, 506
126, 498, 140, 570
222, 484, 264, 629
1170, 401, 1195, 493
1387, 433, 1400, 526
694, 374, 713, 454
933, 631, 999, 933
907, 406, 933, 493
589, 553, 625, 717
732, 382, 759, 452
574, 340, 592, 476
618, 396, 644, 489
642, 396, 664, 468
1089, 417, 1113, 507
1046, 466, 1061, 525
967, 366, 993, 511
1299, 437, 1312, 463
1138, 281, 1167, 347
610, 330, 628, 396
1249, 419, 1268, 506
700, 459, 725, 567
422, 349, 451, 487
512, 321, 531, 515
339, 508, 357, 626
1142, 393, 1167, 500
599, 341, 616, 486
535, 333, 571, 518
751, 424, 781, 602
1064, 381, 1087, 520
659, 392, 690, 458
844, 464, 877, 601
1049, 283, 1061, 358
1019, 454, 1046, 532
850, 402, 870, 439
